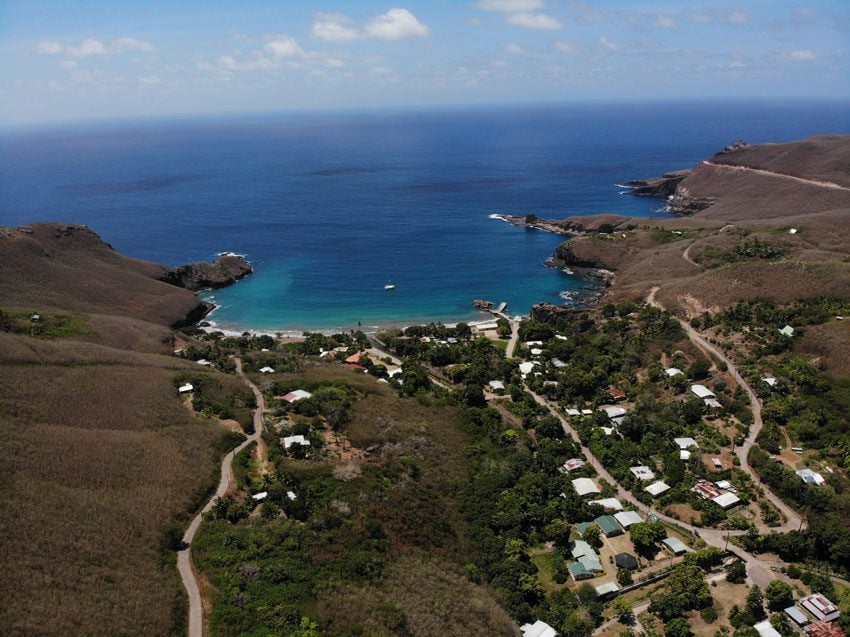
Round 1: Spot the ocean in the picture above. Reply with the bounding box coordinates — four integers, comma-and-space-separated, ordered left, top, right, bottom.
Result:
2, 100, 848, 332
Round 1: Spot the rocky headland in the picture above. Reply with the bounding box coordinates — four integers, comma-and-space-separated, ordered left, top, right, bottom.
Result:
160, 254, 252, 291
515, 134, 850, 317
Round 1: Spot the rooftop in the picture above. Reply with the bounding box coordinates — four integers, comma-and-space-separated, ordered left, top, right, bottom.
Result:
591, 497, 623, 511
645, 480, 671, 496
665, 367, 684, 377
754, 620, 782, 637
662, 537, 688, 554
282, 389, 313, 403
614, 510, 644, 528
572, 477, 601, 497
520, 620, 558, 637
690, 384, 716, 399
630, 465, 656, 481
594, 515, 624, 536
674, 437, 699, 450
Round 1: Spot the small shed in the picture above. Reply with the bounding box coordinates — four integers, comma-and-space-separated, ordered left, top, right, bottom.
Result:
664, 367, 684, 377
614, 553, 639, 570
251, 491, 268, 501
566, 408, 582, 417
595, 582, 620, 598
259, 366, 275, 374
178, 383, 194, 394
488, 380, 505, 391
779, 325, 795, 337
796, 468, 826, 486
674, 437, 699, 450
784, 606, 808, 626
662, 537, 688, 555
564, 458, 586, 472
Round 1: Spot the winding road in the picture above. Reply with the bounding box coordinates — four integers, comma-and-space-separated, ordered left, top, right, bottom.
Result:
702, 161, 850, 192
177, 357, 266, 637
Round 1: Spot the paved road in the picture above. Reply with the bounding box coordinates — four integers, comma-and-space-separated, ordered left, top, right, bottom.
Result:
177, 357, 266, 637
702, 160, 850, 191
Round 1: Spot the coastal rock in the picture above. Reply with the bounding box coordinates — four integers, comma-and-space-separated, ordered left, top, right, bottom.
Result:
530, 303, 579, 324
160, 255, 252, 291
173, 301, 216, 328
666, 186, 715, 215
623, 170, 689, 197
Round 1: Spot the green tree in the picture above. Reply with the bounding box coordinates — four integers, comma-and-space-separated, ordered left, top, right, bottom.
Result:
583, 525, 602, 549
611, 597, 633, 623
745, 585, 765, 620
764, 580, 793, 611
630, 521, 666, 557
665, 617, 693, 637
769, 612, 793, 637
726, 560, 747, 584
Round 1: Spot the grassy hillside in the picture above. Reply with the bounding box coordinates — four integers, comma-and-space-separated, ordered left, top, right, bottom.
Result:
0, 224, 244, 636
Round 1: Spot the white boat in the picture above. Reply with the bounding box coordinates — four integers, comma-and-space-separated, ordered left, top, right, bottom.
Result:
384, 281, 396, 290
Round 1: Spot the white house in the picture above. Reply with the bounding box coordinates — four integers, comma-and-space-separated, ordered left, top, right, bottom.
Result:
674, 437, 699, 450
572, 478, 601, 497
645, 480, 671, 497
520, 620, 558, 637
283, 435, 311, 449
282, 389, 313, 403
595, 582, 620, 597
251, 491, 268, 501
601, 406, 628, 419
488, 380, 505, 391
614, 510, 644, 528
566, 408, 582, 417
753, 620, 782, 637
519, 361, 537, 377
762, 377, 778, 387
564, 458, 586, 472
259, 366, 275, 374
591, 498, 623, 511
796, 468, 826, 486
712, 492, 741, 509
178, 383, 194, 394
196, 359, 212, 366
779, 325, 795, 337
665, 367, 684, 377
630, 466, 656, 481
690, 384, 715, 399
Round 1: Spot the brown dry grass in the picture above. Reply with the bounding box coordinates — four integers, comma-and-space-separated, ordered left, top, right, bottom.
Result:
0, 332, 228, 636
794, 318, 850, 379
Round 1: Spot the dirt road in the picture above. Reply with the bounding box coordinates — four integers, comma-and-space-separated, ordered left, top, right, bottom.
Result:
702, 161, 850, 191
177, 357, 266, 637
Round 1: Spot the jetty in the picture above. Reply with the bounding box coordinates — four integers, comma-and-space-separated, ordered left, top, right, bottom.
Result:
473, 299, 509, 320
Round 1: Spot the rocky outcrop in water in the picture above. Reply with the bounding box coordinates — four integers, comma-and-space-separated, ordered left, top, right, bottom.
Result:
622, 170, 689, 197
160, 255, 252, 291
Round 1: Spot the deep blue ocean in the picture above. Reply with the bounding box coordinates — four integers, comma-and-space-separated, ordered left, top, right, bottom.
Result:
2, 101, 848, 332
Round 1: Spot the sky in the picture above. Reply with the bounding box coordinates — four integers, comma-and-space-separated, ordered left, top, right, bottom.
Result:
1, 0, 848, 125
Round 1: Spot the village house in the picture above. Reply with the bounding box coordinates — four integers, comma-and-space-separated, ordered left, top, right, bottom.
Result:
800, 594, 840, 623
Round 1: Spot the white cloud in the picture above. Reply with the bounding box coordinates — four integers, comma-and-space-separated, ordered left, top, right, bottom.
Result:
503, 42, 525, 54
727, 11, 749, 24
787, 49, 818, 61
58, 60, 78, 69
596, 36, 619, 51
66, 38, 107, 57
37, 37, 155, 57
655, 15, 676, 28
364, 8, 429, 40
139, 75, 161, 85
506, 12, 563, 30
311, 13, 361, 42
112, 37, 156, 53
690, 12, 711, 23
37, 41, 63, 55
265, 35, 304, 58
555, 41, 581, 53
475, 0, 544, 12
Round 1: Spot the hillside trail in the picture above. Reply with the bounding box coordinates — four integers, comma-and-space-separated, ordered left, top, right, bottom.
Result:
702, 161, 850, 191
177, 357, 266, 637
681, 241, 700, 267
505, 319, 521, 358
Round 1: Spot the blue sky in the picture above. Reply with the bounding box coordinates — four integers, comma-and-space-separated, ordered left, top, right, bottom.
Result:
1, 1, 848, 125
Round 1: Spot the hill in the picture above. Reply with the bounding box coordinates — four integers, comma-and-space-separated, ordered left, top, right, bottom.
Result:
523, 135, 850, 318
0, 223, 253, 635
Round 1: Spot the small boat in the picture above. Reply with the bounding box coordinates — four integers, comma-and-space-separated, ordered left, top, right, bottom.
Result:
384, 281, 396, 290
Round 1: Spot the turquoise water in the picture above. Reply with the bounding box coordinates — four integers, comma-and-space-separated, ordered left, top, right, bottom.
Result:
2, 101, 848, 332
